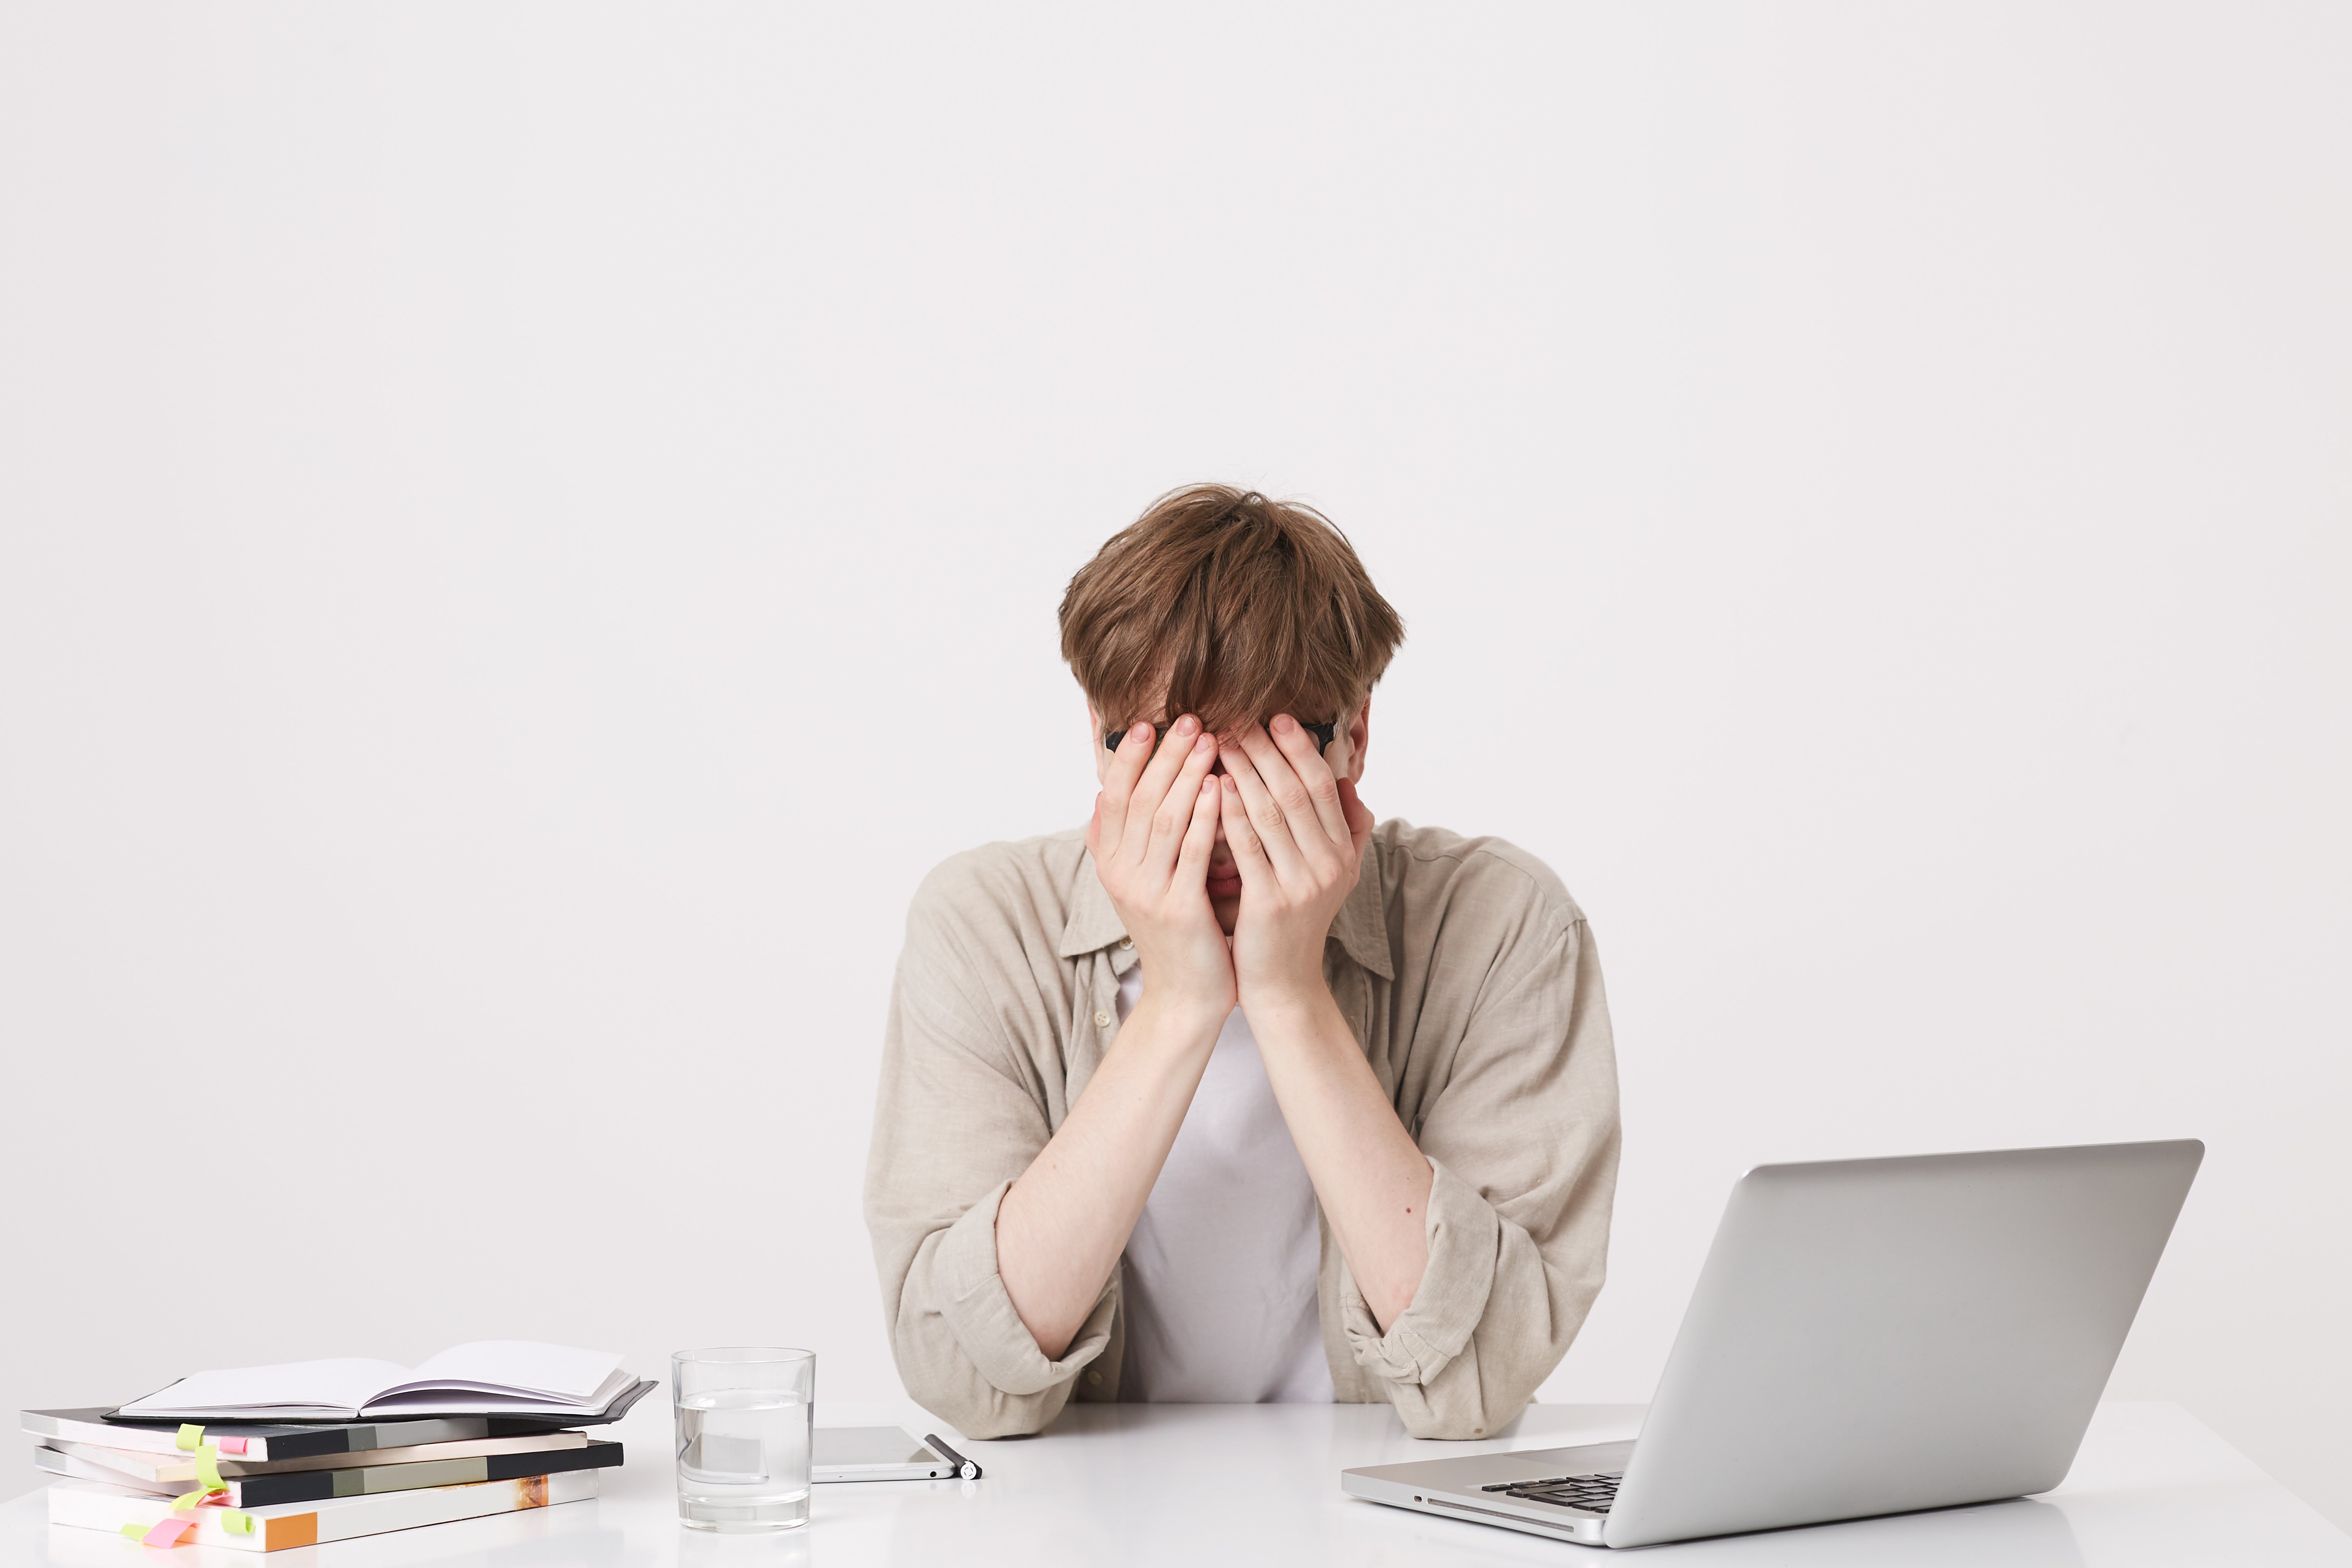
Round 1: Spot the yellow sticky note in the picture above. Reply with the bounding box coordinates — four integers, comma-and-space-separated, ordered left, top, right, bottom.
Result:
118, 1523, 145, 1540
194, 1447, 225, 1490
175, 1424, 205, 1452
222, 1511, 254, 1535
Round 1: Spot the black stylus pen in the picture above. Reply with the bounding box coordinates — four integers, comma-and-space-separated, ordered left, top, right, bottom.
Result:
924, 1433, 982, 1480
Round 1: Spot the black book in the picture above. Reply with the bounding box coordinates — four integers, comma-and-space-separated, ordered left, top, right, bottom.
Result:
35, 1439, 626, 1507
24, 1385, 650, 1462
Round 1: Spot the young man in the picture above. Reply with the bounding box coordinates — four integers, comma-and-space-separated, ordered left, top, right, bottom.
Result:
864, 486, 1620, 1440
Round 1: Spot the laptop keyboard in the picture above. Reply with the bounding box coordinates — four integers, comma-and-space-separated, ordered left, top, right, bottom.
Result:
1480, 1472, 1624, 1514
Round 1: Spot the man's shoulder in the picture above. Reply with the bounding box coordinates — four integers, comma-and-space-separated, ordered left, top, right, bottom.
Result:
1371, 818, 1587, 931
907, 828, 1089, 941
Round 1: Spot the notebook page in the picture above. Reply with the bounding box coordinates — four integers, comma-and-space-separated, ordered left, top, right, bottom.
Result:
117, 1358, 413, 1416
391, 1342, 620, 1402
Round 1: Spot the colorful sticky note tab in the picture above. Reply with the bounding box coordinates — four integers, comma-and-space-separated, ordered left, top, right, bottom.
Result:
193, 1447, 225, 1490
222, 1512, 254, 1535
216, 1436, 248, 1455
139, 1517, 195, 1548
174, 1425, 205, 1452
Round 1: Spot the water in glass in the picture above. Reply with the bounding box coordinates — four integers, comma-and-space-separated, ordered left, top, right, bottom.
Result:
673, 1350, 813, 1532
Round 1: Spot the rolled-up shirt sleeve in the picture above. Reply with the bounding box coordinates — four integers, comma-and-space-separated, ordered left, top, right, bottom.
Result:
1338, 914, 1621, 1438
862, 871, 1112, 1438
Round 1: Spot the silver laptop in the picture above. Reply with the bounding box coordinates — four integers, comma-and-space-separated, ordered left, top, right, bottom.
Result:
1343, 1139, 2202, 1548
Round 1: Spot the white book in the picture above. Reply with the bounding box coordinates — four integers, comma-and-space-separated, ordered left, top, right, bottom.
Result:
114, 1340, 632, 1421
38, 1448, 184, 1495
46, 1472, 598, 1552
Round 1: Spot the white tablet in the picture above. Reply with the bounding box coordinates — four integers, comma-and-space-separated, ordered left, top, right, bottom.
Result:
811, 1427, 955, 1482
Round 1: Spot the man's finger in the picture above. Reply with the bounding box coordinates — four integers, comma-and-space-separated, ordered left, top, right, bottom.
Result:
1266, 714, 1352, 852
1174, 771, 1221, 887
1096, 721, 1153, 856
1218, 775, 1277, 889
1124, 716, 1204, 866
1143, 726, 1218, 873
1219, 730, 1311, 883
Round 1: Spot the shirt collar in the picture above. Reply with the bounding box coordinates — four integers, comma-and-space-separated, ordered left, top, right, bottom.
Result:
1329, 847, 1395, 979
1056, 858, 1128, 959
1059, 844, 1394, 981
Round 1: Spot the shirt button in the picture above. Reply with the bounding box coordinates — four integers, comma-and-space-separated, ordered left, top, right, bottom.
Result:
1085, 1370, 1102, 1387
1094, 1011, 1112, 1028
1119, 937, 1133, 949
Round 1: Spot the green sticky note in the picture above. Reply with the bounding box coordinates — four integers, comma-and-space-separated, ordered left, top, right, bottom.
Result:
223, 1511, 254, 1535
175, 1424, 205, 1452
194, 1446, 225, 1490
119, 1523, 145, 1539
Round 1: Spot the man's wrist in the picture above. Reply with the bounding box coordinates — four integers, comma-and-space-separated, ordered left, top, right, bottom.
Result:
1128, 990, 1231, 1046
1236, 974, 1343, 1032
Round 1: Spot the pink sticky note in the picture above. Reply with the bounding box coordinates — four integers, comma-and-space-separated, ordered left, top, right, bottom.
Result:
216, 1437, 248, 1455
139, 1518, 195, 1548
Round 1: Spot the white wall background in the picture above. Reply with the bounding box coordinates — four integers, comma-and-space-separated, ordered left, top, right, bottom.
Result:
4, 0, 2347, 1528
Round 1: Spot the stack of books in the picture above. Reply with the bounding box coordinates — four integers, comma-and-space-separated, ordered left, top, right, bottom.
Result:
27, 1342, 652, 1552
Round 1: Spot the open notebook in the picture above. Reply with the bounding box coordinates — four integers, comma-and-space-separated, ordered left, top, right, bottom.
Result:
113, 1342, 646, 1422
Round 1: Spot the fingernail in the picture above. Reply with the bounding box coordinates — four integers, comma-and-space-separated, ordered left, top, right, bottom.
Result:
1175, 715, 1199, 736
1131, 722, 1151, 740
1193, 734, 1214, 757
1272, 714, 1295, 734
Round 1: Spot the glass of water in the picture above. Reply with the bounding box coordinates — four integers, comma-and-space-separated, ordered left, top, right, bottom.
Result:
672, 1347, 815, 1532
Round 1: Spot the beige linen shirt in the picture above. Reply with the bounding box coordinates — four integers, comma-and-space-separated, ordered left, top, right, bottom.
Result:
863, 817, 1621, 1440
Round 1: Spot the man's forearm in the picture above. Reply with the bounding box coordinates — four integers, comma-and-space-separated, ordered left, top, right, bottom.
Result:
995, 997, 1224, 1360
1246, 986, 1433, 1332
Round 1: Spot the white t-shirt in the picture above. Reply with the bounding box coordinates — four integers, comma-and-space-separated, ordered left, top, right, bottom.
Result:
1114, 964, 1335, 1403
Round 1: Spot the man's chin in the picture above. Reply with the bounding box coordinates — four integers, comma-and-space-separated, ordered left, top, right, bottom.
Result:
1209, 887, 1241, 937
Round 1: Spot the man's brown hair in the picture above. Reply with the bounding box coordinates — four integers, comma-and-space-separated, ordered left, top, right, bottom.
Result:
1059, 484, 1405, 736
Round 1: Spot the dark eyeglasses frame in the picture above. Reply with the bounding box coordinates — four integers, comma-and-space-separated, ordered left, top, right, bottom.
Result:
1104, 720, 1338, 754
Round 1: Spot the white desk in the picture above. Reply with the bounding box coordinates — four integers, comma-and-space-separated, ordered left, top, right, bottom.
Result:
8, 1399, 2346, 1566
